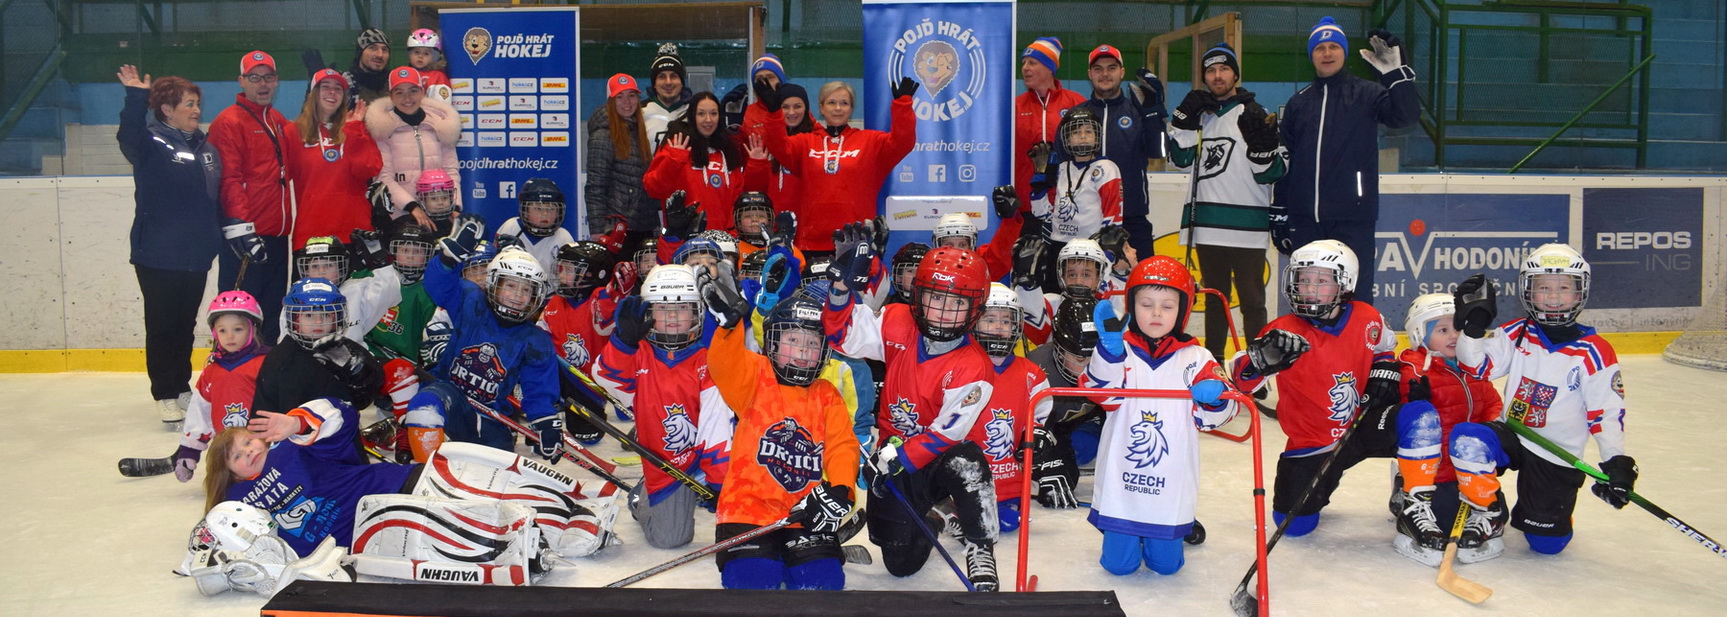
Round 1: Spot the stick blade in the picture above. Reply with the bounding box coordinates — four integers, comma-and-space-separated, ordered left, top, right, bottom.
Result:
117, 456, 173, 477
841, 544, 873, 565
1437, 553, 1492, 604
1229, 586, 1260, 617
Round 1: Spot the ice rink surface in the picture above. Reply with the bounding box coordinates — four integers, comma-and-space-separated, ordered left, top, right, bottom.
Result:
2, 355, 1723, 616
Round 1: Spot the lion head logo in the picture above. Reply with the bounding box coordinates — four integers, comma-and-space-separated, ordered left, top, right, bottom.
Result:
463, 27, 493, 64
912, 40, 959, 96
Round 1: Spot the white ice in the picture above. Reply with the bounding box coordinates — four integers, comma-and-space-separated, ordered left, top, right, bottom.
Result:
2, 355, 1723, 616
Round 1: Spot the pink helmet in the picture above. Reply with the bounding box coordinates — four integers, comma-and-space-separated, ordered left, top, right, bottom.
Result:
416, 169, 455, 194
208, 290, 263, 326
407, 28, 442, 51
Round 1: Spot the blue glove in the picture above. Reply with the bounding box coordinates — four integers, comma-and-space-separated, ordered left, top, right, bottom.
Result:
1191, 379, 1226, 407
1092, 299, 1126, 358
439, 219, 483, 265
222, 219, 269, 264
529, 414, 564, 462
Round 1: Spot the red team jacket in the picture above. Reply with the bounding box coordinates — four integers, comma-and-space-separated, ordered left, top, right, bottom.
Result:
594, 333, 731, 501
1397, 347, 1502, 483
764, 97, 917, 251
539, 289, 621, 373
1013, 82, 1087, 210
1232, 301, 1396, 455
284, 120, 383, 250
208, 95, 292, 236
966, 356, 1052, 501
642, 146, 765, 232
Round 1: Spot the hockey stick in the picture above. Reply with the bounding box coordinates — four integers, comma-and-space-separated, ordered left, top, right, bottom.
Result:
562, 397, 717, 502
462, 394, 636, 492
559, 357, 635, 422
1229, 394, 1373, 617
1437, 499, 1492, 603
1504, 421, 1727, 562
500, 392, 620, 477
604, 517, 794, 587
882, 471, 976, 592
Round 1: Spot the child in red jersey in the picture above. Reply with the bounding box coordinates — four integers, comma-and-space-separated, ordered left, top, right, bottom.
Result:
961, 283, 1052, 534
174, 291, 271, 482
1229, 239, 1400, 537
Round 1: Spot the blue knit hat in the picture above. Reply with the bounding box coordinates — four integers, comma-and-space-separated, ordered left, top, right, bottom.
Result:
1022, 37, 1063, 73
1308, 17, 1348, 56
751, 53, 787, 84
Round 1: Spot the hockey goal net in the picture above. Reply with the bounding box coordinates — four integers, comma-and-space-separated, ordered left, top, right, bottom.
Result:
1663, 267, 1727, 371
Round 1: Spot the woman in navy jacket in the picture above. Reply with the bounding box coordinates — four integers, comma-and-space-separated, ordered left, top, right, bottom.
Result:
116, 64, 224, 428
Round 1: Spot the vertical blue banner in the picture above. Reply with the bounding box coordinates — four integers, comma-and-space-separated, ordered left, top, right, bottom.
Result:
863, 0, 1014, 250
439, 8, 582, 235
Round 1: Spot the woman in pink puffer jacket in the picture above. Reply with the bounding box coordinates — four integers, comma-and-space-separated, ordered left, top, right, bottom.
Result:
366, 66, 461, 226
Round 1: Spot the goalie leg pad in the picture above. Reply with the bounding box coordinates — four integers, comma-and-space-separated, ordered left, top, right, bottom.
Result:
415, 442, 622, 558
271, 536, 354, 597
351, 494, 538, 581
349, 553, 532, 586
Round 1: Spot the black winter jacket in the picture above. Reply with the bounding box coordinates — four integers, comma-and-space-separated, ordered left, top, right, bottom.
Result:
1274, 67, 1420, 226
118, 86, 223, 272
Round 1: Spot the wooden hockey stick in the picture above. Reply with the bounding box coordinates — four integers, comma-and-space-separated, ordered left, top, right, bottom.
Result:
1437, 501, 1492, 604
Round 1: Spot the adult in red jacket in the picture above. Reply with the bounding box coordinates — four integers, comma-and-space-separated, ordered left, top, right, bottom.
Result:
758, 79, 918, 256
285, 69, 383, 250
208, 50, 293, 343
1014, 37, 1086, 213
643, 92, 763, 231
744, 84, 811, 224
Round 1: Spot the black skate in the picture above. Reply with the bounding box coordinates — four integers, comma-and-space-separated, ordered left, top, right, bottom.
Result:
1457, 499, 1507, 564
359, 418, 400, 462
963, 539, 999, 592
1392, 487, 1447, 567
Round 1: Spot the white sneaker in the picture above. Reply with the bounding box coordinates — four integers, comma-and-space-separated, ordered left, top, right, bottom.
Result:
157, 398, 185, 430
176, 391, 192, 412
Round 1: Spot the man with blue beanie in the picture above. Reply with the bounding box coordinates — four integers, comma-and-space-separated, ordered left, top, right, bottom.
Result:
1273, 16, 1420, 305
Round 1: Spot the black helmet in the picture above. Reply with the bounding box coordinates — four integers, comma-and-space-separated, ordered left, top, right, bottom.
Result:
294, 236, 351, 284
389, 221, 437, 284
554, 241, 614, 297
519, 177, 566, 237
1058, 107, 1103, 160
1051, 295, 1099, 383
733, 192, 774, 244
763, 295, 828, 387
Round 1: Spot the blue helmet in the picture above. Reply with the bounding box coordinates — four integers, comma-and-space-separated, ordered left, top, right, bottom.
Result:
462, 241, 499, 275
283, 278, 347, 349
672, 237, 724, 266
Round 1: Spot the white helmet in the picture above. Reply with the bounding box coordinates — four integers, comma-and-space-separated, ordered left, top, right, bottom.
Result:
407, 28, 442, 51
932, 213, 979, 249
974, 282, 1024, 358
695, 229, 739, 259
641, 264, 704, 350
1058, 238, 1111, 295
486, 247, 551, 323
1403, 293, 1455, 352
1519, 243, 1591, 327
178, 501, 278, 593
1283, 239, 1358, 319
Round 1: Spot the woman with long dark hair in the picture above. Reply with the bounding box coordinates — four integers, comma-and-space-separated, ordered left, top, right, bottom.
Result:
643, 91, 765, 231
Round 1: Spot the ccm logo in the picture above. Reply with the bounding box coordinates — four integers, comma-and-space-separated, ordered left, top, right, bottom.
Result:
1595, 231, 1691, 250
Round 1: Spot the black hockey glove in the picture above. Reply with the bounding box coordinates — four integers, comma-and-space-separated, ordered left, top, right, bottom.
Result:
792, 481, 854, 533
494, 233, 524, 251
1406, 376, 1432, 402
439, 219, 483, 266
1091, 224, 1130, 267
662, 191, 705, 241
701, 274, 751, 329
222, 219, 269, 264
1170, 89, 1215, 131
314, 338, 383, 407
1238, 104, 1282, 164
991, 185, 1020, 221
866, 216, 889, 255
1028, 141, 1053, 175
1128, 68, 1168, 121
1592, 455, 1639, 509
1011, 235, 1049, 291
1453, 273, 1498, 338
829, 222, 875, 291
1246, 329, 1310, 378
348, 229, 389, 271
1032, 427, 1080, 509
890, 77, 919, 100
1268, 203, 1294, 254
752, 77, 783, 111
614, 296, 654, 349
769, 211, 797, 248
529, 414, 564, 462
1365, 360, 1404, 412
300, 48, 330, 80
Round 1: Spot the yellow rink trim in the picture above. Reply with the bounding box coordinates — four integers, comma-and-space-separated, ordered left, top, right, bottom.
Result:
0, 331, 1682, 373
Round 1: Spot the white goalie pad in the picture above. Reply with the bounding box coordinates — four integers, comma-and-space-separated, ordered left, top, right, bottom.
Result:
413, 441, 622, 558
270, 536, 355, 596
349, 493, 538, 586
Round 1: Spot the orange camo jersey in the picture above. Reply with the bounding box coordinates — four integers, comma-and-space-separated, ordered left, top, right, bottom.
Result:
709, 324, 859, 527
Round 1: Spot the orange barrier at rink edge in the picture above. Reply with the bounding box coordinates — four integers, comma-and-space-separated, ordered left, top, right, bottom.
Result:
260, 580, 1129, 617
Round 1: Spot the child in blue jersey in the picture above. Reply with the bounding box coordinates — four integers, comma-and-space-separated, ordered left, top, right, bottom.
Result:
402, 221, 565, 463
1083, 256, 1239, 576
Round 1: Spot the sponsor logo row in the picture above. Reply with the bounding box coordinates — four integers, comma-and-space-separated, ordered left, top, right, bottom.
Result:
449, 77, 568, 94
456, 132, 571, 148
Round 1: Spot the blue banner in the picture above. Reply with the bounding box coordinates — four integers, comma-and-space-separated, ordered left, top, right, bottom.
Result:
1581, 188, 1703, 309
1370, 193, 1570, 327
439, 7, 582, 236
863, 0, 1014, 251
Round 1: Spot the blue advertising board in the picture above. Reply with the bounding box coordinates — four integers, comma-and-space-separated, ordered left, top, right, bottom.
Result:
1371, 193, 1570, 328
1581, 188, 1704, 308
439, 7, 582, 235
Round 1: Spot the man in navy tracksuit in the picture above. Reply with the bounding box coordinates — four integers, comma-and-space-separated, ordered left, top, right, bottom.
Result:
1272, 17, 1420, 304
1075, 44, 1167, 258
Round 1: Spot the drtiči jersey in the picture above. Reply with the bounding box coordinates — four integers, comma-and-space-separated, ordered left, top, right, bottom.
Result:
226, 398, 414, 556
964, 356, 1052, 501
824, 298, 995, 472
422, 257, 560, 425
1166, 97, 1286, 250
1084, 335, 1238, 539
1231, 301, 1396, 456
1457, 318, 1627, 468
708, 323, 859, 528
593, 319, 733, 503
366, 281, 436, 365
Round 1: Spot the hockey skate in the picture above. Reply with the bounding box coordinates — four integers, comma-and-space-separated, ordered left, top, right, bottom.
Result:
1392, 487, 1447, 567
156, 398, 185, 430
931, 502, 962, 539
359, 418, 402, 462
1457, 499, 1507, 564
962, 538, 999, 592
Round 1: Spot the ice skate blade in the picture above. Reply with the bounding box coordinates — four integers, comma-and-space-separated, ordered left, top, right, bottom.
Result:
1456, 537, 1504, 564
1393, 533, 1444, 568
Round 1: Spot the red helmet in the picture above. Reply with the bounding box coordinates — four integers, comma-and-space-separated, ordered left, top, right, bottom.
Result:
1126, 256, 1197, 334
911, 247, 990, 341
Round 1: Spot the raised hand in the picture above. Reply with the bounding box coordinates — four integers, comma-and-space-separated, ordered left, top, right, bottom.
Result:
117, 64, 152, 89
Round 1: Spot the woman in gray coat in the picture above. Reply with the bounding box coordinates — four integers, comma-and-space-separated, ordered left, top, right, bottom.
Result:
585, 73, 656, 253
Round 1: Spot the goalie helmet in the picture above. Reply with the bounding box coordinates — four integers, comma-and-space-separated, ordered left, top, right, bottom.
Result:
283, 278, 347, 349
389, 221, 437, 284
763, 295, 828, 387
1519, 243, 1591, 327
1283, 239, 1357, 319
931, 213, 978, 250
1058, 238, 1111, 297
554, 241, 614, 298
486, 247, 552, 323
1051, 295, 1099, 383
294, 236, 350, 285
178, 501, 282, 595
733, 192, 774, 244
911, 247, 989, 342
1059, 107, 1103, 160
1403, 293, 1456, 352
518, 178, 565, 238
641, 264, 704, 351
974, 283, 1024, 358
1126, 256, 1196, 337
